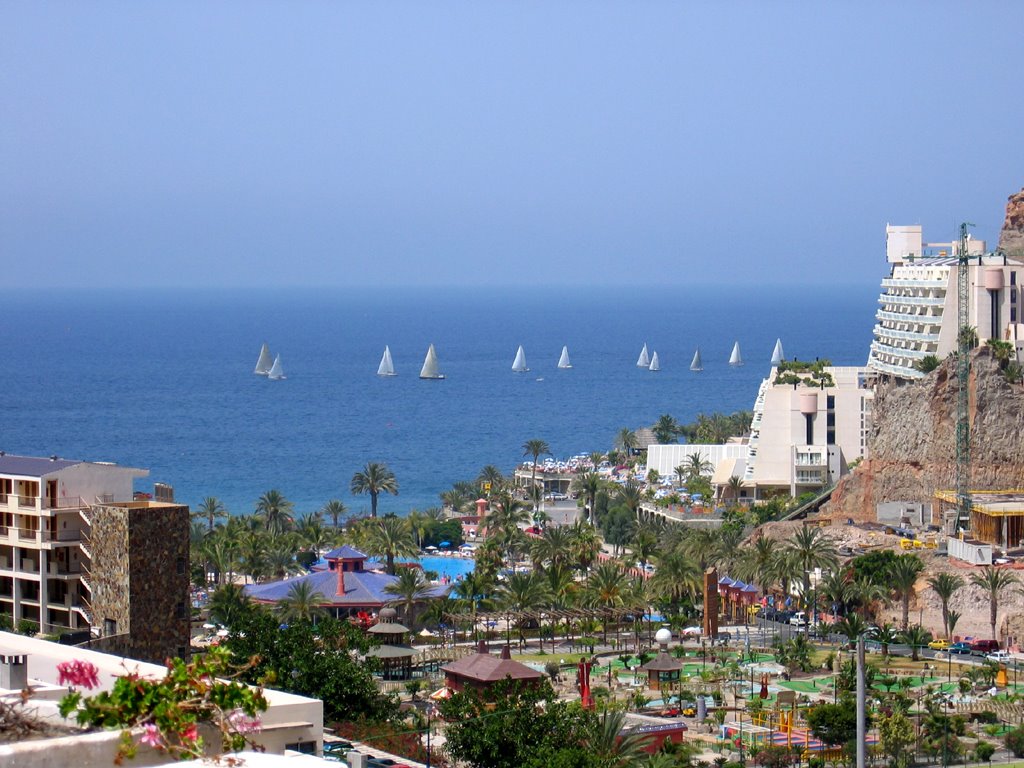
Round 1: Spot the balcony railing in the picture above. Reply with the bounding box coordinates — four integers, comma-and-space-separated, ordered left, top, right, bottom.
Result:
40, 528, 82, 543
18, 495, 39, 509
46, 496, 86, 511
17, 528, 39, 541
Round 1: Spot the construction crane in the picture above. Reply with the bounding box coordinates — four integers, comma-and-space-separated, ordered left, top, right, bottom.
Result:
955, 222, 973, 531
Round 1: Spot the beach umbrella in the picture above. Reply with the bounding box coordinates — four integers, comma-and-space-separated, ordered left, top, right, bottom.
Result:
419, 628, 436, 637
429, 686, 453, 700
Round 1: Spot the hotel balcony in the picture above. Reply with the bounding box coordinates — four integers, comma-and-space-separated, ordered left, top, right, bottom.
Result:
874, 326, 940, 344
878, 294, 946, 308
876, 309, 941, 324
795, 468, 827, 484
867, 354, 926, 380
870, 340, 931, 360
881, 277, 947, 289
794, 449, 827, 468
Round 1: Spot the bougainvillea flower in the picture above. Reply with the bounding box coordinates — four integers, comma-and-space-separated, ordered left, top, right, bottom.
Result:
56, 660, 100, 690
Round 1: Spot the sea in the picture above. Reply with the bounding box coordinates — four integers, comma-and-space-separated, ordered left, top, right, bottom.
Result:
1, 283, 879, 518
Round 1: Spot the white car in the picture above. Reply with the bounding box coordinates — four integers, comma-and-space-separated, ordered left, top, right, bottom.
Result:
681, 626, 703, 638
986, 650, 1013, 663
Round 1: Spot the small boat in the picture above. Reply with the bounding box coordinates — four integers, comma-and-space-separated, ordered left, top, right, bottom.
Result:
419, 344, 445, 380
648, 351, 660, 371
557, 346, 572, 369
770, 338, 784, 366
512, 345, 529, 373
267, 354, 286, 380
636, 343, 650, 368
254, 343, 273, 376
690, 348, 703, 372
729, 341, 743, 366
377, 345, 397, 376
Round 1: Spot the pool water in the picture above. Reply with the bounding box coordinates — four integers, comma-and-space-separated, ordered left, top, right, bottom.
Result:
413, 555, 475, 581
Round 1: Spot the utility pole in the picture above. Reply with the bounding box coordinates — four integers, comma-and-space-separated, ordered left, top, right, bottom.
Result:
955, 222, 974, 531
856, 635, 866, 768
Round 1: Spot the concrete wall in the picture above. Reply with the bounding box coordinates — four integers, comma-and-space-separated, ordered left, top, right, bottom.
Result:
646, 444, 748, 478
45, 462, 148, 505
877, 501, 932, 526
948, 537, 993, 566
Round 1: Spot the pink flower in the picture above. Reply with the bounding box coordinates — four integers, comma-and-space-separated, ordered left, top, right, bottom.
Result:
140, 723, 163, 748
180, 723, 198, 743
56, 660, 100, 690
229, 709, 262, 735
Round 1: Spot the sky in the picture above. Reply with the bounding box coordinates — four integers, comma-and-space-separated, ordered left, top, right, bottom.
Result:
2, 2, 1022, 289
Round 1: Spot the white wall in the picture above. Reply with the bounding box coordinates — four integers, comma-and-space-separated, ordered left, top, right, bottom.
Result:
647, 444, 748, 478
46, 462, 149, 504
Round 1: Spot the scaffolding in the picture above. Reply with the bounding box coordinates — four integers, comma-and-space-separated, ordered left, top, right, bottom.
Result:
936, 489, 1024, 546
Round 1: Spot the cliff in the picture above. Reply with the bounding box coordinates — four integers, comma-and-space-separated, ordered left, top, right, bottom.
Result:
998, 187, 1024, 259
825, 348, 1024, 522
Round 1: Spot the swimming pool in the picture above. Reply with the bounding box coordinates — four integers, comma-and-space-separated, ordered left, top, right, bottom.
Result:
416, 555, 475, 581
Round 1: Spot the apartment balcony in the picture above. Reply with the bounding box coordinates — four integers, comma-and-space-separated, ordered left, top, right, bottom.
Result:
17, 528, 39, 543
795, 469, 827, 484
876, 309, 941, 324
867, 355, 925, 380
874, 326, 940, 344
878, 294, 946, 308
40, 528, 82, 544
44, 496, 86, 511
881, 277, 947, 289
17, 495, 39, 510
870, 340, 931, 360
18, 559, 41, 574
794, 450, 827, 468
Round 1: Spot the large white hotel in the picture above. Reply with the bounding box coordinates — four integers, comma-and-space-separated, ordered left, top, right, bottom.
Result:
868, 224, 1024, 380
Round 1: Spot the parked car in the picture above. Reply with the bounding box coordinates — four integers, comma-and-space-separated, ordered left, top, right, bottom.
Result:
986, 650, 1012, 663
928, 638, 951, 650
681, 626, 703, 638
948, 642, 974, 655
660, 706, 681, 717
789, 612, 808, 627
971, 639, 1001, 656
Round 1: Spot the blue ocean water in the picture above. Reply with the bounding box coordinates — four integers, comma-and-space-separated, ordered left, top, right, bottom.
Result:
0, 284, 877, 517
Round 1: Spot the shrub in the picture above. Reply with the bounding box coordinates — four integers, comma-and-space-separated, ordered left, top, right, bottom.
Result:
1004, 725, 1024, 757
16, 619, 39, 636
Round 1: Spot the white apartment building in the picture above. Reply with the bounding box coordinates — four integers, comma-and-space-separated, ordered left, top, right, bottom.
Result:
0, 453, 146, 634
742, 366, 872, 499
869, 224, 1024, 380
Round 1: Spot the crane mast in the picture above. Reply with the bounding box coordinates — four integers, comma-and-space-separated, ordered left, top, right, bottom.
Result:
955, 222, 973, 531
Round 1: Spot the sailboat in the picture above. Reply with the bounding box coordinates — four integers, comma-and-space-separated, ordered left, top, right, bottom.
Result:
770, 338, 785, 366
267, 354, 286, 380
377, 345, 397, 377
690, 348, 703, 372
512, 345, 529, 373
557, 346, 572, 369
419, 344, 445, 380
636, 343, 650, 368
648, 351, 660, 371
254, 343, 273, 376
729, 341, 743, 366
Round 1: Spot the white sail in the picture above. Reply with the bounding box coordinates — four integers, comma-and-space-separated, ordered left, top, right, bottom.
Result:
377, 345, 396, 376
267, 354, 286, 380
557, 346, 572, 369
512, 345, 529, 372
419, 344, 445, 379
254, 343, 273, 375
770, 338, 784, 366
690, 348, 703, 371
636, 343, 650, 367
648, 351, 660, 371
729, 341, 743, 366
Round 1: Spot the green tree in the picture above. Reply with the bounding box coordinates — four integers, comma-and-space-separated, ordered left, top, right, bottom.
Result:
786, 527, 838, 613
193, 496, 228, 532
522, 439, 551, 504
652, 414, 679, 445
384, 568, 434, 625
207, 583, 252, 628
927, 572, 964, 639
585, 562, 628, 643
970, 566, 1019, 640
321, 499, 348, 529
277, 580, 327, 624
255, 489, 294, 535
350, 462, 399, 518
879, 710, 915, 768
900, 624, 931, 662
887, 554, 924, 630
572, 471, 603, 524
498, 571, 551, 647
684, 452, 714, 481
361, 516, 418, 575
915, 354, 941, 374
615, 428, 638, 457
807, 701, 863, 747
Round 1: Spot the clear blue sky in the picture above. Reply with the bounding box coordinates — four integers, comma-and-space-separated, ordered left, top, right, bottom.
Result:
2, 2, 1021, 289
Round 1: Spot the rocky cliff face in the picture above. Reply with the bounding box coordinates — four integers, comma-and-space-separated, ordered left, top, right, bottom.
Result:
998, 187, 1024, 259
826, 348, 1024, 522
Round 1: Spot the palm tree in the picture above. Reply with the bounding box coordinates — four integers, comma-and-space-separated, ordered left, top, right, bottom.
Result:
887, 554, 924, 630
572, 471, 603, 523
586, 710, 653, 765
451, 572, 495, 640
873, 622, 900, 657
255, 489, 294, 535
616, 479, 644, 520
901, 624, 930, 662
295, 514, 335, 561
384, 568, 434, 625
363, 516, 418, 575
834, 613, 869, 648
567, 521, 602, 571
320, 499, 348, 529
277, 581, 327, 624
521, 439, 550, 503
585, 561, 628, 643
652, 414, 678, 445
207, 583, 251, 628
406, 509, 429, 549
970, 566, 1019, 640
787, 527, 839, 611
684, 452, 713, 481
350, 462, 398, 518
725, 475, 744, 505
193, 496, 228, 532
649, 551, 701, 613
497, 571, 550, 647
486, 491, 531, 561
440, 487, 471, 514
263, 538, 303, 582
615, 428, 638, 457
477, 465, 505, 495
531, 526, 574, 570
928, 572, 965, 638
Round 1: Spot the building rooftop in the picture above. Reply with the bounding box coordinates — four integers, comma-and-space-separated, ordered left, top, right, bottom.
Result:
0, 453, 82, 477
323, 545, 368, 560
441, 642, 544, 684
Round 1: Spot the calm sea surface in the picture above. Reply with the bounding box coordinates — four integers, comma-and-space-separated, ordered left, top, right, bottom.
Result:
1, 285, 877, 517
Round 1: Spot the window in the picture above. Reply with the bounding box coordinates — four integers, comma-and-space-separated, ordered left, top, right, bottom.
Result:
176, 601, 186, 620
103, 618, 117, 636
826, 395, 835, 409
176, 557, 186, 575
1012, 271, 1017, 286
